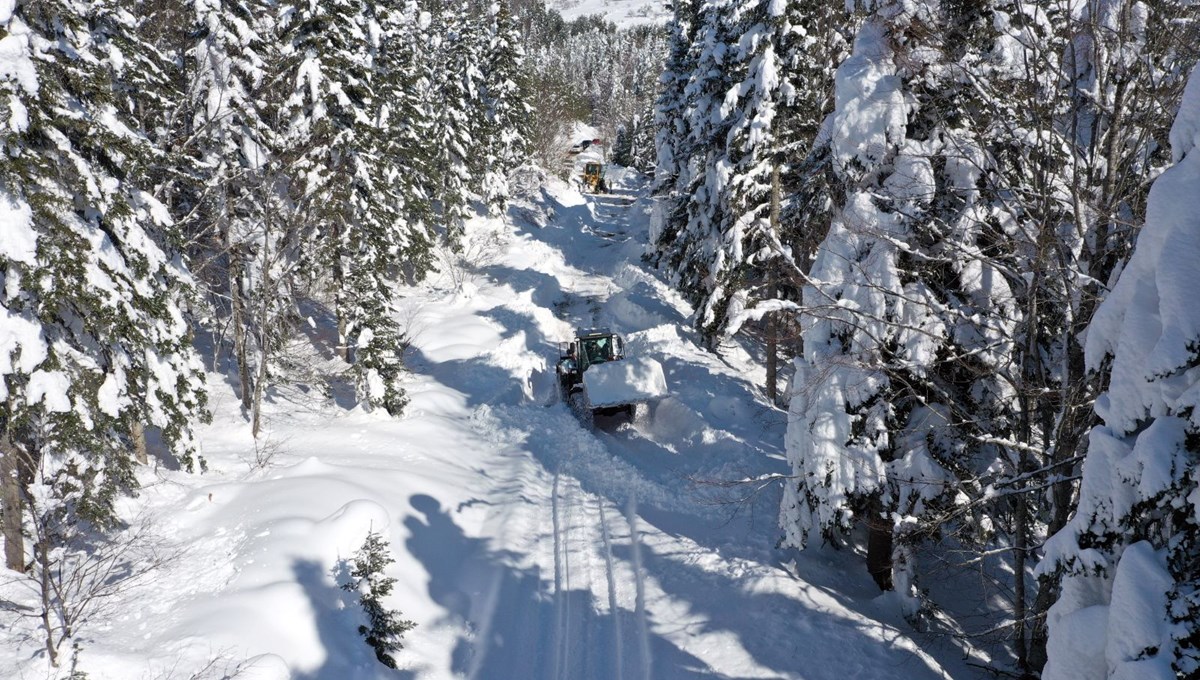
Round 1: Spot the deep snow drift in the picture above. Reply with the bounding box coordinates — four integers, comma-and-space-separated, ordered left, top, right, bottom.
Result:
1, 171, 970, 679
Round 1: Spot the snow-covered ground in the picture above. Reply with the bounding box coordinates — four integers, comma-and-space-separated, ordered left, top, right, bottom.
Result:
2, 172, 972, 679
546, 0, 669, 28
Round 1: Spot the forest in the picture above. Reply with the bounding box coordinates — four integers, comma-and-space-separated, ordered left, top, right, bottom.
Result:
2, 0, 1199, 677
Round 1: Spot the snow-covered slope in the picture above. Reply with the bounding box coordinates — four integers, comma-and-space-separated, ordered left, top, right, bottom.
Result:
1, 171, 968, 679
547, 0, 669, 28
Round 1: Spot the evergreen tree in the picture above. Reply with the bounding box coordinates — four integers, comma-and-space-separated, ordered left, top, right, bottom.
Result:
340, 530, 417, 669
480, 0, 532, 215
375, 0, 437, 280
423, 0, 486, 246
649, 0, 699, 263
779, 0, 1021, 610
175, 0, 286, 431
651, 0, 743, 341
276, 0, 420, 415
0, 0, 207, 572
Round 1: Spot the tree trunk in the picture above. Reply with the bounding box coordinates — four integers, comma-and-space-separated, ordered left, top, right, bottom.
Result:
37, 537, 58, 666
332, 220, 350, 363
1013, 481, 1029, 672
229, 244, 254, 413
251, 232, 274, 439
866, 507, 893, 591
131, 420, 148, 466
1, 433, 25, 572
765, 163, 781, 404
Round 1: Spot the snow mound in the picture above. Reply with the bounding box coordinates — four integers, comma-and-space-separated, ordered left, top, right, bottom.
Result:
582, 356, 668, 407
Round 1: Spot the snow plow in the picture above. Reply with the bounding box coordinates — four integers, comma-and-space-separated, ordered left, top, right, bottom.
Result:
556, 328, 667, 426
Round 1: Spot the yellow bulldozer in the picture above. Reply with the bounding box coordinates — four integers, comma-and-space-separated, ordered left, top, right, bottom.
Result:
581, 162, 608, 193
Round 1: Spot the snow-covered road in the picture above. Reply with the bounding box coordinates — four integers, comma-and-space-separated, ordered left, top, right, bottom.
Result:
1, 172, 970, 679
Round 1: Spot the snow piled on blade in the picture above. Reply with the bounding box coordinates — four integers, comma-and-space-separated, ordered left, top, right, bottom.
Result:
582, 356, 668, 407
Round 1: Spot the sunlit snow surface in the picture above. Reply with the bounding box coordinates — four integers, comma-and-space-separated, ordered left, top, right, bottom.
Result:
545, 0, 669, 28
1, 170, 968, 679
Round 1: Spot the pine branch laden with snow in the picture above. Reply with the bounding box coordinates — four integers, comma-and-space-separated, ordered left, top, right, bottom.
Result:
1040, 64, 1200, 680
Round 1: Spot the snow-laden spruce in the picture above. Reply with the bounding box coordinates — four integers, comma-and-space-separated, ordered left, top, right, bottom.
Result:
1040, 64, 1200, 680
0, 0, 206, 582
779, 0, 1021, 608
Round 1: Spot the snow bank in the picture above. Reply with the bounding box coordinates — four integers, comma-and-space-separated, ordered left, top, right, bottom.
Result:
582, 356, 668, 407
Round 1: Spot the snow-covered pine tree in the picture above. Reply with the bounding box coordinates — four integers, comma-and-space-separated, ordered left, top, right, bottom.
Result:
340, 530, 417, 668
607, 26, 667, 172
700, 0, 844, 375
618, 107, 657, 174
948, 1, 1080, 668
375, 0, 437, 278
779, 0, 1021, 611
276, 0, 418, 415
0, 0, 206, 577
649, 0, 699, 258
479, 0, 531, 215
690, 0, 794, 345
651, 0, 744, 343
975, 1, 1198, 667
424, 0, 484, 247
1039, 63, 1200, 680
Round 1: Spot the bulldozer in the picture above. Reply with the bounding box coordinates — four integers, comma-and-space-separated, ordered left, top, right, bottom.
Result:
556, 328, 667, 426
581, 162, 608, 193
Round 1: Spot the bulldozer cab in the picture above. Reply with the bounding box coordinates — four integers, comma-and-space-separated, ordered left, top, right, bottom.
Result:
577, 331, 623, 371
582, 162, 605, 193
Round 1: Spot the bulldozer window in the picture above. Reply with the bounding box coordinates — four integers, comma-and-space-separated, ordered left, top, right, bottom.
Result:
583, 337, 612, 367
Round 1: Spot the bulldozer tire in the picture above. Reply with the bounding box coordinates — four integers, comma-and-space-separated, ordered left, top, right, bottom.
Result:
569, 392, 593, 429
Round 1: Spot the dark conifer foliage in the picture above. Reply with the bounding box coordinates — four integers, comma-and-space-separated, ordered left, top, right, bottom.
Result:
0, 0, 208, 544
339, 530, 417, 669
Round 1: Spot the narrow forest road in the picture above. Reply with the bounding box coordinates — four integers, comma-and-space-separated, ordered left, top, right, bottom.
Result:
383, 171, 967, 679
1, 171, 972, 680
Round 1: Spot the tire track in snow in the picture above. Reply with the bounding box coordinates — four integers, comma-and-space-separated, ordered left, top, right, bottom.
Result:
551, 470, 567, 680
598, 499, 625, 676
627, 496, 653, 680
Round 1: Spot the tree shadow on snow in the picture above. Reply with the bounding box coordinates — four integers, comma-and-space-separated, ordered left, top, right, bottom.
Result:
511, 195, 630, 276
405, 345, 534, 409
478, 263, 574, 314
612, 542, 955, 680
404, 493, 756, 680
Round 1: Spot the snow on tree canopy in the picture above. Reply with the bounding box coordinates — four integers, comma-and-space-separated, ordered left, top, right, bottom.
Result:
1041, 64, 1200, 680
1171, 54, 1200, 163
830, 19, 905, 173
778, 0, 1026, 617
